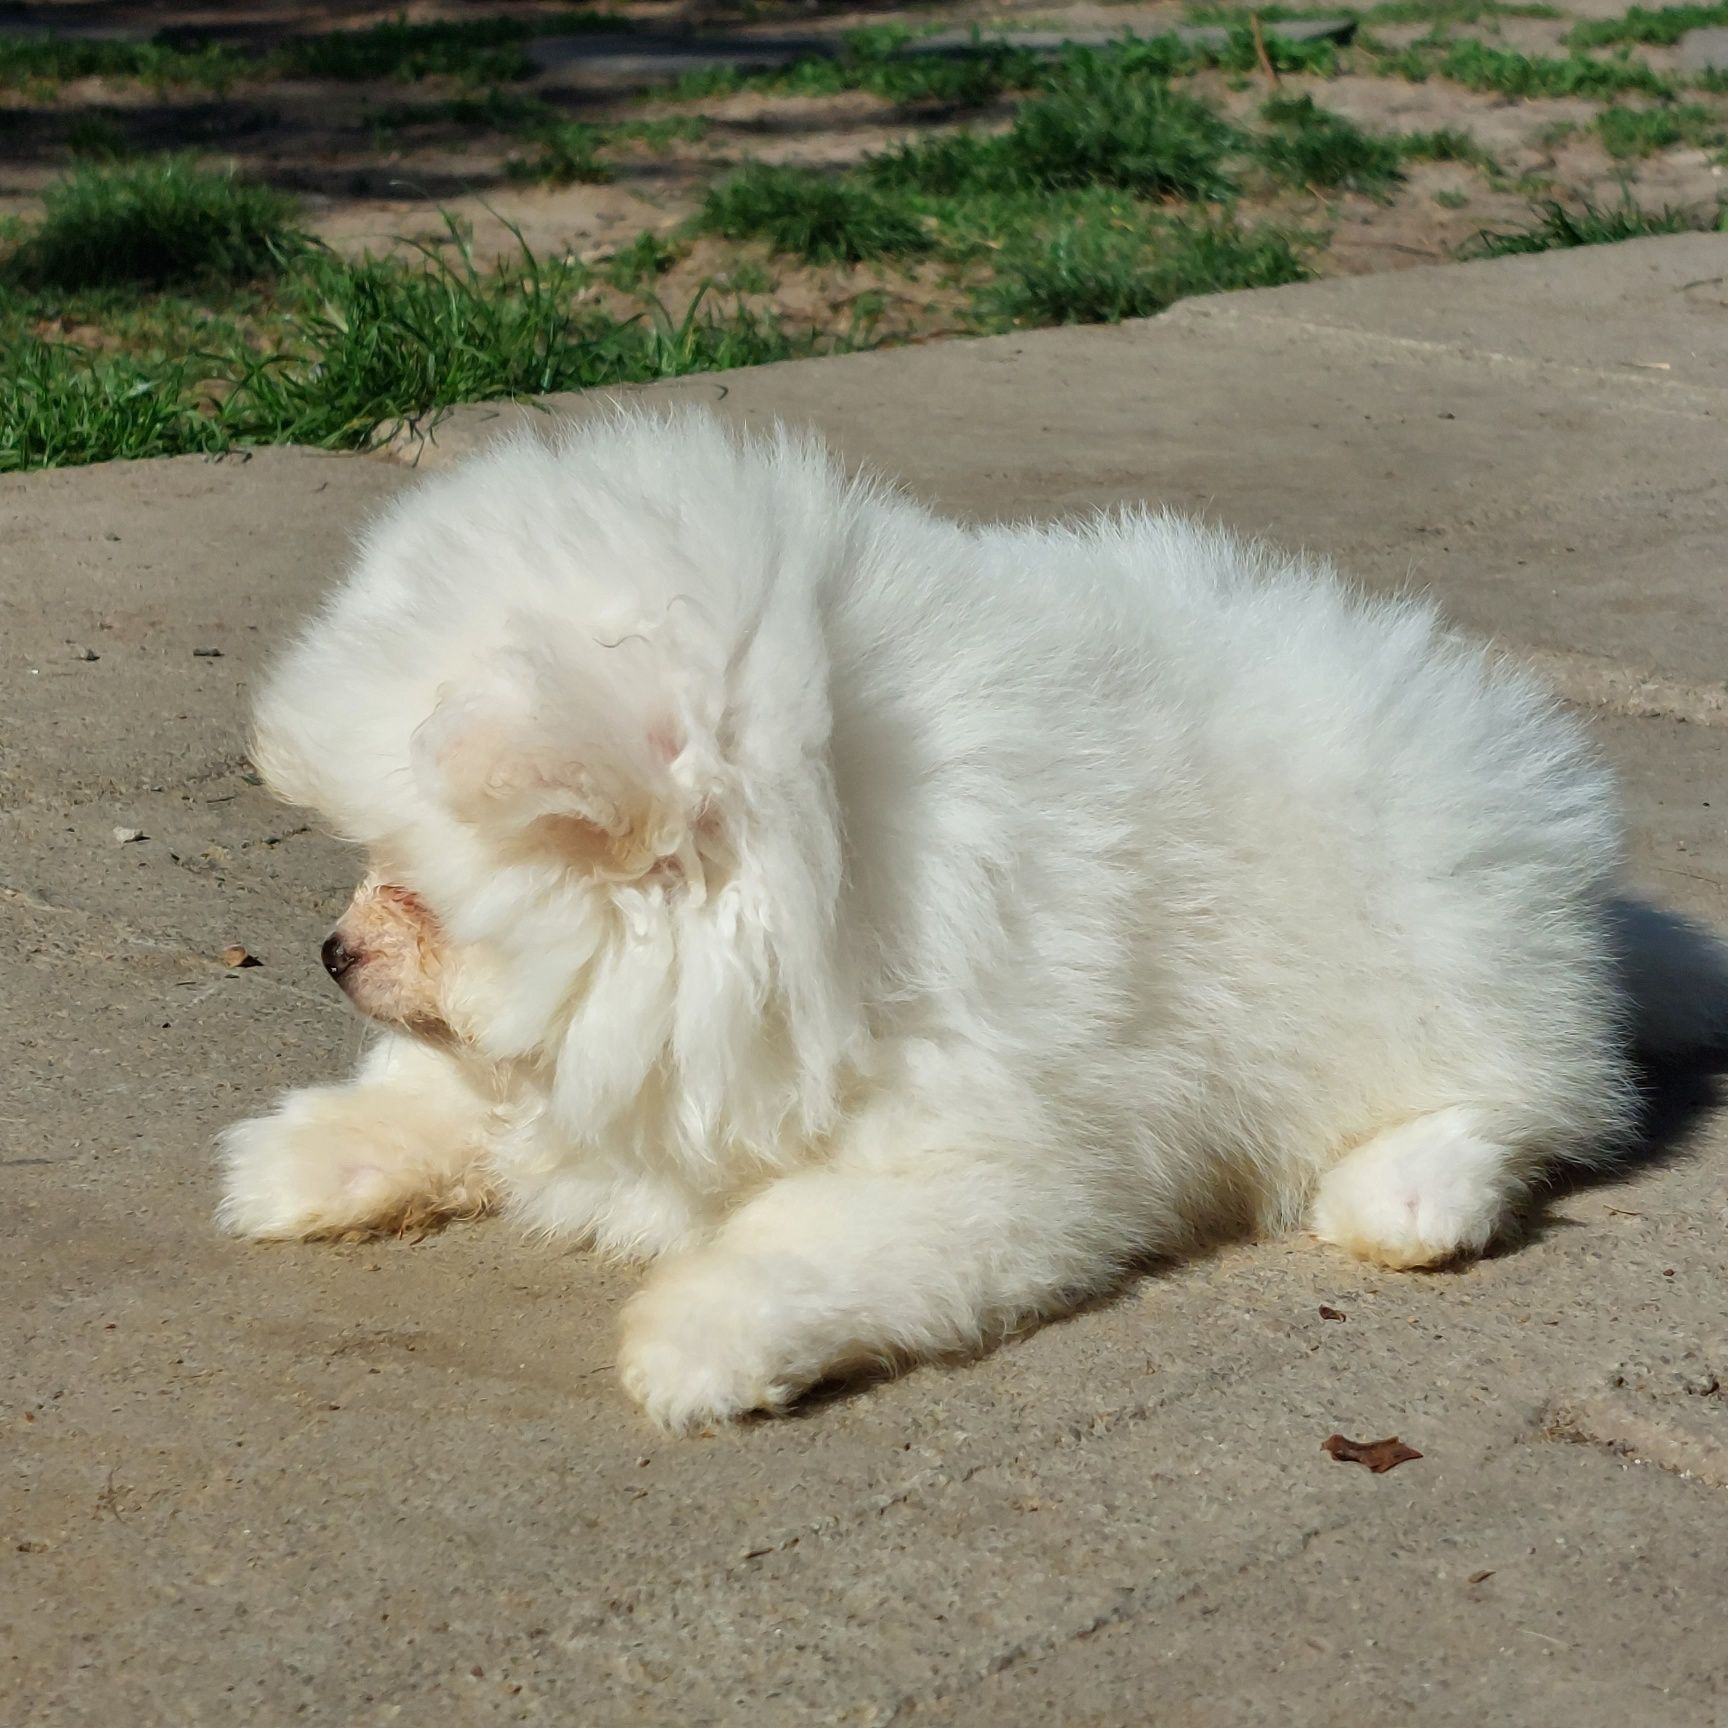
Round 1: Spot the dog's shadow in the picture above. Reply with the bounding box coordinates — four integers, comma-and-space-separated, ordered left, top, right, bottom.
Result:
1527, 1048, 1728, 1245
1527, 896, 1728, 1239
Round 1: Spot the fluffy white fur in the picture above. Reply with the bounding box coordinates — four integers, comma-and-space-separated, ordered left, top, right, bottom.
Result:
219, 408, 1712, 1431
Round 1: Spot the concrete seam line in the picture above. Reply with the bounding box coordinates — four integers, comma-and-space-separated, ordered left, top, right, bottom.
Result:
1543, 1397, 1728, 1490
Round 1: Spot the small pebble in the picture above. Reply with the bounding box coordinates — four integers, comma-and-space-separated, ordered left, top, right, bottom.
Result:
112, 827, 145, 845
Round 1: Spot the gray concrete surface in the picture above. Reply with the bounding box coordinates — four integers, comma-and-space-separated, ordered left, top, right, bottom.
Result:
4, 239, 1727, 1726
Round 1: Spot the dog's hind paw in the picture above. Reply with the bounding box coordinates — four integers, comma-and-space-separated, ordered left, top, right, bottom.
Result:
1311, 1107, 1523, 1270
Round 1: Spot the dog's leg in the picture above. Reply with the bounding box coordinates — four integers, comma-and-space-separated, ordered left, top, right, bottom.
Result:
616, 1145, 1125, 1431
1308, 1106, 1535, 1269
217, 1035, 498, 1240
493, 1160, 706, 1261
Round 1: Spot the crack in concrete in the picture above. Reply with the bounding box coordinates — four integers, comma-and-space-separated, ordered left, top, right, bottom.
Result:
541, 1390, 1182, 1664
555, 1354, 1298, 1672
876, 1519, 1336, 1725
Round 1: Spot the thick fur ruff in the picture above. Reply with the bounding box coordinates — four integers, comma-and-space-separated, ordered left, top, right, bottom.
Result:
218, 408, 1718, 1430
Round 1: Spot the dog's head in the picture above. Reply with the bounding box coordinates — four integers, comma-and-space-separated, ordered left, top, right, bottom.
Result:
299, 621, 733, 1047
246, 413, 851, 1146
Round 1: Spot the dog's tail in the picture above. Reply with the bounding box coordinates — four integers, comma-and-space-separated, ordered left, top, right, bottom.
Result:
1607, 895, 1728, 1062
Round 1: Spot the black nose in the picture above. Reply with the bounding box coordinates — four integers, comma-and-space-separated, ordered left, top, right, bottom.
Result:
321, 933, 358, 982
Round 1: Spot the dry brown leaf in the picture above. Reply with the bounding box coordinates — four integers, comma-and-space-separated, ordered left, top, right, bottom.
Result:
1322, 1433, 1422, 1473
221, 945, 262, 969
1318, 1305, 1346, 1321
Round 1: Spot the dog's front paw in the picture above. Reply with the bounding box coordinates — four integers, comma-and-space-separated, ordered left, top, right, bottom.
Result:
617, 1253, 827, 1432
217, 1103, 395, 1240
216, 1086, 493, 1241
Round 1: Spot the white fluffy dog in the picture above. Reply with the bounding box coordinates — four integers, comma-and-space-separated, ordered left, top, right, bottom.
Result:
220, 409, 1701, 1430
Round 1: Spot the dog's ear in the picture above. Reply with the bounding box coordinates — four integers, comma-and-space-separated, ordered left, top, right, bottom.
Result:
411, 637, 721, 883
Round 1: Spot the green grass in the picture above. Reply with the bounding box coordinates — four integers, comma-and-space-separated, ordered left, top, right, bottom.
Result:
599, 231, 683, 291
1361, 0, 1558, 18
868, 70, 1244, 202
369, 90, 559, 134
698, 164, 933, 263
0, 341, 230, 470
981, 212, 1310, 326
65, 113, 133, 161
1466, 197, 1724, 255
1253, 93, 1406, 193
506, 120, 613, 185
871, 49, 1046, 108
872, 79, 1429, 204
1119, 26, 1343, 76
710, 257, 776, 296
0, 10, 631, 92
0, 279, 260, 355
502, 113, 707, 185
279, 14, 629, 83
668, 29, 1037, 103
1595, 102, 1727, 156
1569, 4, 1728, 47
1188, 2, 1557, 19
1003, 62, 1245, 198
222, 239, 575, 446
1400, 126, 1494, 166
862, 131, 1014, 196
0, 224, 838, 471
281, 14, 630, 83
276, 19, 538, 84
0, 33, 247, 91
619, 117, 710, 152
1375, 37, 1679, 98
669, 27, 1337, 106
1446, 41, 1678, 100
4, 157, 304, 291
237, 263, 829, 450
683, 38, 1415, 226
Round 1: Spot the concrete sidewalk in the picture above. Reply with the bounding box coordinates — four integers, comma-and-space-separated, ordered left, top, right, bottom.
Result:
4, 238, 1726, 1726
